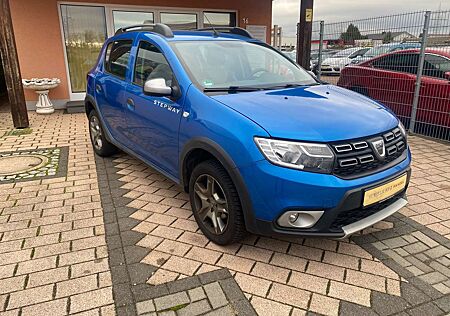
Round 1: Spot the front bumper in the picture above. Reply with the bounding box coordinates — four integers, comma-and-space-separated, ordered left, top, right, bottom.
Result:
239, 151, 411, 238
320, 65, 341, 75
340, 197, 407, 238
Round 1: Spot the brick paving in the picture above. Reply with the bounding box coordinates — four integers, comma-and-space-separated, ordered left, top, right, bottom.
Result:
0, 112, 114, 315
0, 111, 449, 316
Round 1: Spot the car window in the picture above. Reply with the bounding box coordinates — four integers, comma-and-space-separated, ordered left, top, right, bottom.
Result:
423, 54, 450, 79
365, 45, 391, 58
171, 41, 315, 89
372, 53, 419, 75
133, 41, 174, 87
104, 40, 133, 79
349, 48, 369, 58
332, 49, 357, 58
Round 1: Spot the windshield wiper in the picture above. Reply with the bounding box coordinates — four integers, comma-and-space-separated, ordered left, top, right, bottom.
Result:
264, 83, 320, 89
203, 86, 264, 93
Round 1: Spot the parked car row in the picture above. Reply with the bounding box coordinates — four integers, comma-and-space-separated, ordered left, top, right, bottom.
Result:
320, 47, 369, 75
338, 48, 450, 138
283, 42, 424, 76
350, 42, 422, 65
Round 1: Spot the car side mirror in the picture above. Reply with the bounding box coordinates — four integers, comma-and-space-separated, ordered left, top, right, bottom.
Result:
144, 78, 172, 97
445, 72, 450, 81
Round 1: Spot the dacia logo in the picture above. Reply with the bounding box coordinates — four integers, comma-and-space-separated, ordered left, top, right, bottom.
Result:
370, 138, 386, 160
153, 100, 180, 114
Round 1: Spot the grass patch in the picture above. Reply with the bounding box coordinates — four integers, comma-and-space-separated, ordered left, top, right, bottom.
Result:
168, 303, 189, 311
2, 128, 33, 137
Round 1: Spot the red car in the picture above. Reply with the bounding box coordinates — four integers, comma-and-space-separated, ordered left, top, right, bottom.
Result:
338, 49, 450, 139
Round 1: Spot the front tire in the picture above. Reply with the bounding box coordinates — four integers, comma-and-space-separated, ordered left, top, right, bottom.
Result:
189, 160, 246, 245
88, 110, 118, 157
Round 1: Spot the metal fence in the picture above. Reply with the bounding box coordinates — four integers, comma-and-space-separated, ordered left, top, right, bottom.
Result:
307, 11, 450, 141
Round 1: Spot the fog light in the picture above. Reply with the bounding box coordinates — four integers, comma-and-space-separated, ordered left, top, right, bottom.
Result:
278, 210, 324, 229
289, 213, 299, 223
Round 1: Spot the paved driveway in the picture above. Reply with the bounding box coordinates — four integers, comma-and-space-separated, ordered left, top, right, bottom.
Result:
0, 111, 449, 316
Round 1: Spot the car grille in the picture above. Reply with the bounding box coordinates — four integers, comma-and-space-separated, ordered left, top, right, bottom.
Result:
329, 193, 404, 231
331, 127, 407, 179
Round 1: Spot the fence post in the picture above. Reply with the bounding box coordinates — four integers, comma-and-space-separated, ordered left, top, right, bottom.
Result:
410, 11, 431, 133
317, 20, 324, 79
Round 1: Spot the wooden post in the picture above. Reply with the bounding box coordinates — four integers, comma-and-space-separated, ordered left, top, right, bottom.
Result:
296, 0, 314, 69
0, 0, 29, 128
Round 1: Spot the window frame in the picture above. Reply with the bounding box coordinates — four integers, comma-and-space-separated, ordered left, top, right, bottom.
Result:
103, 39, 134, 80
160, 12, 199, 30
112, 10, 155, 32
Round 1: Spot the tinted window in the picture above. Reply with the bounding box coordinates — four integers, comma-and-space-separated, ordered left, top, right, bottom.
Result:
133, 41, 174, 87
373, 53, 419, 75
105, 40, 133, 79
423, 54, 450, 79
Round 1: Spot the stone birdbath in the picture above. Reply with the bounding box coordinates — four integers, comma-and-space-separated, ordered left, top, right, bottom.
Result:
22, 78, 61, 114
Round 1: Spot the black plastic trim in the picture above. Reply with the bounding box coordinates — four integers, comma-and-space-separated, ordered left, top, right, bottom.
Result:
251, 167, 412, 237
179, 138, 257, 232
115, 23, 174, 38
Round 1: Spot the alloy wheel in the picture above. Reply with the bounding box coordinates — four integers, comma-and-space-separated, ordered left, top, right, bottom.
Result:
193, 174, 229, 235
89, 115, 103, 151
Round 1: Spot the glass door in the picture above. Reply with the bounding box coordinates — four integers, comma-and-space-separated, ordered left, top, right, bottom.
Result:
60, 5, 107, 95
112, 10, 155, 32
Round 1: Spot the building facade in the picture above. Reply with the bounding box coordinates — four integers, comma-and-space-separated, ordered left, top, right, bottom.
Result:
8, 0, 272, 109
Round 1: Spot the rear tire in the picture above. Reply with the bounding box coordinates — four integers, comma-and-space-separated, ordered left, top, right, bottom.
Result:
189, 160, 246, 245
88, 110, 118, 157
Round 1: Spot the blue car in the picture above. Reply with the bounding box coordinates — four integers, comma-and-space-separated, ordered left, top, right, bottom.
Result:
86, 24, 411, 245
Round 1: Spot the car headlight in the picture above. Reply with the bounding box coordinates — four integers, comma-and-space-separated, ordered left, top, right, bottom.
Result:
398, 121, 407, 139
255, 137, 335, 173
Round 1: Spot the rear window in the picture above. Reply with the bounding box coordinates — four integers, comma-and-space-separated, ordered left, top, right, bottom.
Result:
104, 40, 133, 79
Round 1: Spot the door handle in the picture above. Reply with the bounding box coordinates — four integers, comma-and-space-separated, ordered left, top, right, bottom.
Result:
95, 84, 102, 93
126, 98, 135, 110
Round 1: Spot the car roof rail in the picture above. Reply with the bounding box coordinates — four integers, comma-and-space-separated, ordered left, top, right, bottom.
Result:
115, 23, 174, 38
194, 27, 253, 39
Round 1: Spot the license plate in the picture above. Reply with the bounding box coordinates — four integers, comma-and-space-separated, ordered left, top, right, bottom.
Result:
363, 174, 407, 207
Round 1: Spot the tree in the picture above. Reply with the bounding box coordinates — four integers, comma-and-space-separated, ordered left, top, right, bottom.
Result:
340, 24, 366, 42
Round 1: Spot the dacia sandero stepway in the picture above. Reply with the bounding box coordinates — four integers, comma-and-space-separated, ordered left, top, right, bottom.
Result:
86, 24, 411, 245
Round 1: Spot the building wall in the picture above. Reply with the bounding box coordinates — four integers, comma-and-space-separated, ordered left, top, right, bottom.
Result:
9, 0, 272, 103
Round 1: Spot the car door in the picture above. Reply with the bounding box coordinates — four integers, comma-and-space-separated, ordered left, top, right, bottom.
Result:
95, 39, 133, 145
369, 53, 419, 118
417, 54, 450, 130
123, 39, 184, 178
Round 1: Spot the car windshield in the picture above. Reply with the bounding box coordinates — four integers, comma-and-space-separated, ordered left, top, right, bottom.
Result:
170, 41, 316, 90
365, 45, 392, 57
331, 49, 356, 58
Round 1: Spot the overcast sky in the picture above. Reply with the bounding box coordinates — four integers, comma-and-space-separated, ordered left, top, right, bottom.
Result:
273, 0, 450, 37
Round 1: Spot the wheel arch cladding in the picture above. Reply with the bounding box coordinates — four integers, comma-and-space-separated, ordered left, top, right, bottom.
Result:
179, 138, 258, 231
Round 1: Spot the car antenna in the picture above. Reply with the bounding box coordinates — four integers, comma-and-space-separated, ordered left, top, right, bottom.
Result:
203, 14, 219, 37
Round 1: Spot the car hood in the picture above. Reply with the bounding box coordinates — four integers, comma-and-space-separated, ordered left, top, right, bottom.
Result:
211, 85, 398, 142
